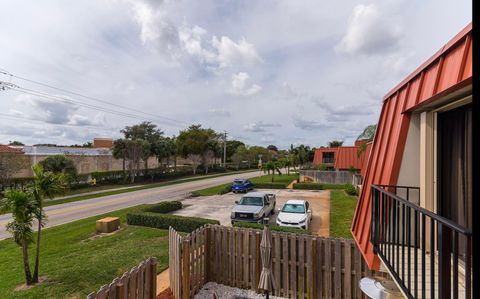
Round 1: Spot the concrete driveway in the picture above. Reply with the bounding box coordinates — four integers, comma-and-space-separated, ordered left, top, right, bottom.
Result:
174, 189, 330, 236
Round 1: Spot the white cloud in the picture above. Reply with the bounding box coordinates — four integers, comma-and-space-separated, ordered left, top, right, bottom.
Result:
212, 36, 262, 68
129, 0, 180, 57
293, 116, 331, 131
13, 94, 105, 126
208, 108, 231, 117
229, 72, 262, 96
336, 4, 403, 55
243, 121, 281, 133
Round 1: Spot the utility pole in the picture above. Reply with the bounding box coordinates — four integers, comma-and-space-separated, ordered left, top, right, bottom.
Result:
223, 131, 227, 167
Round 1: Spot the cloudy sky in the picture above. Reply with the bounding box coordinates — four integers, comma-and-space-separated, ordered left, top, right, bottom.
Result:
0, 0, 471, 148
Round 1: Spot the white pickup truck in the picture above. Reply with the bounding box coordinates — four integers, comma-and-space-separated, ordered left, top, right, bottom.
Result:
230, 192, 276, 224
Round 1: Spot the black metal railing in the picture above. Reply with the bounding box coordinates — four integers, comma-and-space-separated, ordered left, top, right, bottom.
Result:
371, 185, 472, 299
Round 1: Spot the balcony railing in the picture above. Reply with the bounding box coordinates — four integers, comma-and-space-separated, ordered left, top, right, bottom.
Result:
371, 185, 472, 299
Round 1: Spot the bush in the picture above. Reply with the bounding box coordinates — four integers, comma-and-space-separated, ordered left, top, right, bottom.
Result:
233, 221, 311, 235
143, 201, 182, 213
292, 183, 324, 190
127, 212, 219, 233
254, 182, 289, 189
345, 183, 358, 196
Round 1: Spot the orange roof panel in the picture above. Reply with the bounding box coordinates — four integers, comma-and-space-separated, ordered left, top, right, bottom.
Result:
351, 23, 472, 270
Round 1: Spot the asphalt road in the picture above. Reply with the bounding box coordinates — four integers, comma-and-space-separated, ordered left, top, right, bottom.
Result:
0, 171, 262, 240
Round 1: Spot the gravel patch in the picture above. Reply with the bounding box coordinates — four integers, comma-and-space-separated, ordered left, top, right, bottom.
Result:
194, 282, 287, 299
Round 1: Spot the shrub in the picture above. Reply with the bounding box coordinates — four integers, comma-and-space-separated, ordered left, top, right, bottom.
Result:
127, 212, 219, 233
345, 183, 358, 196
143, 201, 182, 213
292, 183, 324, 190
233, 221, 311, 235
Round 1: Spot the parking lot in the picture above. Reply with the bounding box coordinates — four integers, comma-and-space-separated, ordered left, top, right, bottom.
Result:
174, 189, 330, 236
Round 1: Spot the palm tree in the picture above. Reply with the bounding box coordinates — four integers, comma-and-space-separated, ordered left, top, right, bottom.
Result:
31, 164, 67, 283
0, 190, 37, 285
264, 161, 281, 182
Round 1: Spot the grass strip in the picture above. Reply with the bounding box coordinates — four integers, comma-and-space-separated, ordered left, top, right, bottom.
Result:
329, 190, 358, 238
0, 204, 169, 298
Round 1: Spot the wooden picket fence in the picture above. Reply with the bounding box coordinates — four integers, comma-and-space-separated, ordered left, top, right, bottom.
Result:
169, 225, 388, 299
87, 257, 157, 299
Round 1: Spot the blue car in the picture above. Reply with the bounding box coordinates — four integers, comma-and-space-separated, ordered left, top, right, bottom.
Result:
231, 179, 254, 193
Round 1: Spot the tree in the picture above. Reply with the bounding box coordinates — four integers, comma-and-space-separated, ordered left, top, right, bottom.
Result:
0, 153, 29, 188
263, 161, 281, 182
0, 190, 37, 285
121, 121, 164, 176
112, 138, 128, 180
266, 145, 278, 152
82, 141, 93, 148
30, 164, 67, 283
38, 155, 77, 184
154, 136, 177, 170
9, 141, 24, 146
176, 125, 211, 175
125, 139, 150, 183
226, 140, 245, 162
328, 140, 343, 148
357, 124, 377, 142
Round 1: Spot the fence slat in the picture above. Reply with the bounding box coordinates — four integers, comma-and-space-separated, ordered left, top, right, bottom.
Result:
344, 241, 352, 299
334, 240, 342, 299
325, 238, 332, 298
299, 235, 305, 299
291, 234, 297, 298
282, 234, 289, 297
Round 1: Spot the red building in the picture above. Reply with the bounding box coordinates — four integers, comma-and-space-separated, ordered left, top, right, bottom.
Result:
351, 23, 472, 297
313, 140, 370, 171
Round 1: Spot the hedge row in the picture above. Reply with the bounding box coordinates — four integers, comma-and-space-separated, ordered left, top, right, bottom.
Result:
127, 212, 219, 233
143, 201, 182, 213
233, 221, 311, 235
292, 183, 324, 190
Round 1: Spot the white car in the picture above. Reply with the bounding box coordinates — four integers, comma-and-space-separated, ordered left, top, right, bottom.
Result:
276, 199, 312, 229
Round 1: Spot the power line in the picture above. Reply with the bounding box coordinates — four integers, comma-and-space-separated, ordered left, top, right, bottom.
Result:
1, 80, 186, 129
0, 69, 190, 126
0, 113, 121, 132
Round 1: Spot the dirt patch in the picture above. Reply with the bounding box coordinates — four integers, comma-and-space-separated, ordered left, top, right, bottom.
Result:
157, 287, 174, 299
14, 276, 48, 291
156, 268, 170, 295
80, 226, 126, 243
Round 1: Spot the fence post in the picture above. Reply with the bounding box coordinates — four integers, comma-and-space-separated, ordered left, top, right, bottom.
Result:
182, 238, 191, 299
150, 257, 158, 299
115, 283, 125, 299
205, 226, 211, 282
254, 231, 261, 292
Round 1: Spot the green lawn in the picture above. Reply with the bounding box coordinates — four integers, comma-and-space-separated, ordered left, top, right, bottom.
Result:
191, 173, 299, 196
250, 173, 298, 184
0, 206, 169, 298
191, 183, 232, 196
329, 190, 358, 238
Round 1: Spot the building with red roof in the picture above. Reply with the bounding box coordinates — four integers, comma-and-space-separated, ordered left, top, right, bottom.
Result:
351, 23, 472, 297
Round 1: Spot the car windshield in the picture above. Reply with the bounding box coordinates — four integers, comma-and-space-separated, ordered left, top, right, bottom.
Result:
281, 203, 305, 213
239, 196, 263, 206
233, 180, 245, 185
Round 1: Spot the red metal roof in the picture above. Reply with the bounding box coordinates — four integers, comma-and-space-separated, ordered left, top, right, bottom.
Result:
0, 145, 24, 154
312, 148, 337, 165
360, 143, 372, 178
334, 146, 365, 170
351, 23, 472, 270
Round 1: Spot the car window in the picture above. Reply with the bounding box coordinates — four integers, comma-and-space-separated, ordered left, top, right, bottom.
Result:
281, 203, 306, 213
239, 197, 263, 206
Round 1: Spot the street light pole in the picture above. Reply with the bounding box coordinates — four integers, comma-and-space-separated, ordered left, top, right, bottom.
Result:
223, 131, 227, 167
